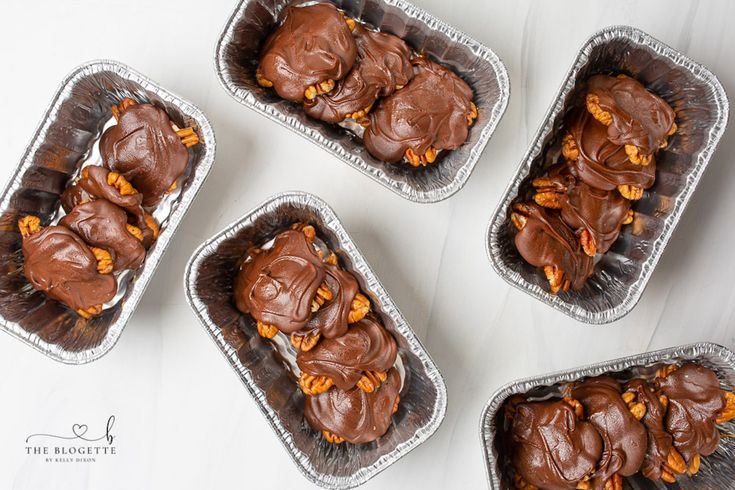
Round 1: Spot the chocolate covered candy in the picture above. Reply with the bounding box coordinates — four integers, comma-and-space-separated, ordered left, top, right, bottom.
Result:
60, 199, 146, 271
303, 24, 413, 123
100, 103, 190, 207
61, 165, 157, 248
257, 3, 357, 102
571, 376, 647, 488
511, 202, 594, 292
364, 57, 476, 166
21, 225, 117, 314
297, 316, 397, 393
304, 366, 400, 444
233, 229, 326, 334
510, 399, 603, 490
565, 110, 656, 196
586, 74, 676, 160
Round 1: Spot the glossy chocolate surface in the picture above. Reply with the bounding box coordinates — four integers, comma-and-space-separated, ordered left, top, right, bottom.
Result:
510, 400, 603, 490
364, 57, 474, 163
303, 24, 413, 123
295, 264, 358, 341
544, 164, 631, 254
624, 378, 673, 481
61, 165, 155, 247
233, 230, 325, 334
655, 363, 725, 464
588, 74, 675, 155
22, 226, 117, 311
513, 202, 594, 290
60, 200, 146, 271
304, 366, 400, 444
100, 104, 189, 207
571, 376, 647, 487
297, 316, 397, 390
568, 110, 656, 191
258, 3, 357, 102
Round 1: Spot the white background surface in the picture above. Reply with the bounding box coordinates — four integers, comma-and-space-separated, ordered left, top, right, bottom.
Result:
1, 1, 734, 489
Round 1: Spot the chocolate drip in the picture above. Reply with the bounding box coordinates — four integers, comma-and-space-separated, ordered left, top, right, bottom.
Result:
587, 74, 675, 155
61, 165, 155, 248
22, 226, 117, 311
304, 367, 400, 444
60, 200, 145, 271
510, 400, 603, 490
568, 110, 656, 191
233, 230, 325, 334
571, 377, 647, 488
258, 3, 357, 102
100, 104, 189, 207
303, 24, 413, 123
513, 202, 594, 290
655, 364, 725, 464
624, 379, 673, 481
297, 316, 397, 390
364, 57, 474, 163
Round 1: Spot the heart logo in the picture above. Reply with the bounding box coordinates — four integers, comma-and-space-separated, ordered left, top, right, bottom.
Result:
72, 424, 88, 438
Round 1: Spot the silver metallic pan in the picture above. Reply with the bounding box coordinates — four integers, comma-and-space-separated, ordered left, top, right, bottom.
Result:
215, 0, 509, 203
486, 26, 729, 323
0, 60, 216, 363
184, 191, 447, 489
480, 342, 735, 489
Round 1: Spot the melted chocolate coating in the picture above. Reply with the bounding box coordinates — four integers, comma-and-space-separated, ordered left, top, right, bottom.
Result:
60, 200, 146, 271
61, 165, 155, 247
297, 316, 397, 390
364, 57, 474, 163
510, 400, 603, 490
545, 164, 631, 254
100, 104, 189, 207
568, 110, 656, 191
655, 364, 725, 464
233, 230, 325, 334
22, 226, 117, 311
624, 379, 673, 481
304, 367, 400, 444
587, 74, 676, 155
303, 24, 413, 123
571, 377, 647, 487
513, 202, 594, 290
296, 264, 358, 340
258, 3, 357, 102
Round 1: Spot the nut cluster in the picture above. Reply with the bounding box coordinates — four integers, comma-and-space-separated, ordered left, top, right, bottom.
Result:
233, 223, 401, 445
505, 362, 735, 490
256, 2, 477, 167
18, 99, 199, 318
511, 74, 676, 293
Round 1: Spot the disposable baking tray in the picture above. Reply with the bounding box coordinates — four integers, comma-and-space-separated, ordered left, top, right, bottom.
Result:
0, 60, 216, 363
486, 26, 729, 323
184, 191, 447, 489
215, 0, 509, 203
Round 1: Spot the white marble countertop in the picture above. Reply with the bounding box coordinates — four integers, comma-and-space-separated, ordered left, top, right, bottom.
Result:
1, 0, 734, 488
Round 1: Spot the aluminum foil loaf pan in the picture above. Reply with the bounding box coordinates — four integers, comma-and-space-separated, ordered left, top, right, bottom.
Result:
0, 60, 216, 363
184, 191, 447, 489
215, 0, 509, 203
486, 26, 729, 323
480, 342, 735, 489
